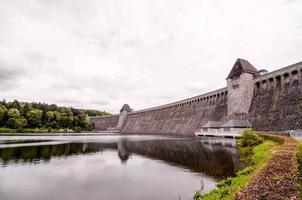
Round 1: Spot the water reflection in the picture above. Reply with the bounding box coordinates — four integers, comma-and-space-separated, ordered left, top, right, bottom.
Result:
0, 143, 102, 166
116, 139, 241, 178
0, 136, 242, 200
0, 138, 241, 178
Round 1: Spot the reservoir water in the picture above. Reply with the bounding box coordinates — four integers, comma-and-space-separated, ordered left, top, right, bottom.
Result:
0, 135, 243, 200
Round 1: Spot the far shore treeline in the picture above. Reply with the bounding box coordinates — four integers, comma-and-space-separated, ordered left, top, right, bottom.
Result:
0, 99, 109, 133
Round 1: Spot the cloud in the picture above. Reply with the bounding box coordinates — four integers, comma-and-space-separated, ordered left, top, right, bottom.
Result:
0, 62, 27, 90
0, 0, 301, 113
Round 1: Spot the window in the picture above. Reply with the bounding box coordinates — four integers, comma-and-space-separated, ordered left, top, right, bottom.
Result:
232, 84, 239, 89
223, 128, 231, 132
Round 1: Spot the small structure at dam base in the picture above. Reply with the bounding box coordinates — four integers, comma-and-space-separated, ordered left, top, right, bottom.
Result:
195, 120, 252, 138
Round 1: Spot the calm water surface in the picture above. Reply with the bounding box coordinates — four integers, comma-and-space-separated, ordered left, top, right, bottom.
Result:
0, 135, 243, 200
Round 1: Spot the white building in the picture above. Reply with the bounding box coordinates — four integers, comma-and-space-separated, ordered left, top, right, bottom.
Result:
195, 120, 252, 138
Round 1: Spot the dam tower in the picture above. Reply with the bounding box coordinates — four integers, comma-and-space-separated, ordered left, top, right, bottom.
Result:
226, 59, 259, 116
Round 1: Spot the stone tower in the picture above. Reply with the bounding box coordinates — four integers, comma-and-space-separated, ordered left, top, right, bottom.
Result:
116, 104, 132, 130
227, 58, 259, 116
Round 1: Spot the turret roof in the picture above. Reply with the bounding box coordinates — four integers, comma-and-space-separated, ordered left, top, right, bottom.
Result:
227, 58, 259, 79
120, 104, 131, 112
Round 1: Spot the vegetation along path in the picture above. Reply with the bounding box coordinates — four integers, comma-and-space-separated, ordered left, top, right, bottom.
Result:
235, 136, 299, 200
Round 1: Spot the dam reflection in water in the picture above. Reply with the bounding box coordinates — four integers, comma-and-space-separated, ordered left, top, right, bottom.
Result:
0, 136, 242, 200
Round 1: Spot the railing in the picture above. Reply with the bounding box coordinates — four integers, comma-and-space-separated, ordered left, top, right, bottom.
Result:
289, 130, 302, 138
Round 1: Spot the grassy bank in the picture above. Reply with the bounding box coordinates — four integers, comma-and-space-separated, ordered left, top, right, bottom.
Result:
195, 141, 276, 200
297, 141, 302, 199
0, 127, 59, 133
236, 136, 299, 199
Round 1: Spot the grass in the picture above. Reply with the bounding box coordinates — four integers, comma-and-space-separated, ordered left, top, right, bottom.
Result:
0, 127, 16, 133
297, 141, 302, 199
0, 127, 56, 133
196, 141, 276, 200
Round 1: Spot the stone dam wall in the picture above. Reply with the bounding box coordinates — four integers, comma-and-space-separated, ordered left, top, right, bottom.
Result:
91, 114, 119, 131
91, 88, 228, 135
122, 88, 228, 135
248, 62, 302, 131
90, 60, 302, 135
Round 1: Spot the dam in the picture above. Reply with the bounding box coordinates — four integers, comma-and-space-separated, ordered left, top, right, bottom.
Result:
91, 58, 302, 135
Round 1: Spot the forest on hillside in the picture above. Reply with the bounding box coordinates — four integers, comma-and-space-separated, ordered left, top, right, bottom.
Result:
0, 100, 109, 132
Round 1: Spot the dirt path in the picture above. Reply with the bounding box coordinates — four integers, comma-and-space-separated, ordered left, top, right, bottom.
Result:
235, 137, 299, 200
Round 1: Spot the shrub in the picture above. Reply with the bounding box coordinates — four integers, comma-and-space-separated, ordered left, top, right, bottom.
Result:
237, 129, 263, 148
74, 127, 82, 133
48, 127, 52, 133
236, 166, 254, 176
261, 134, 284, 144
237, 129, 264, 164
193, 191, 202, 200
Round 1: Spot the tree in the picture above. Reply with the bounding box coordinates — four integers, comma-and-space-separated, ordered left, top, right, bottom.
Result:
21, 103, 31, 117
0, 100, 108, 131
10, 100, 21, 110
45, 111, 56, 128
26, 109, 43, 128
7, 108, 21, 119
73, 110, 87, 128
15, 117, 27, 129
7, 108, 27, 129
61, 109, 74, 129
0, 99, 8, 108
0, 105, 7, 125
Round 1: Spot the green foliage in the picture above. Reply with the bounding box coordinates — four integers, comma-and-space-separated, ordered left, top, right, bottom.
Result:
45, 111, 55, 127
236, 129, 263, 148
83, 109, 109, 117
297, 142, 302, 177
7, 117, 27, 129
198, 141, 275, 200
0, 128, 54, 133
7, 108, 21, 119
235, 166, 254, 176
0, 99, 109, 132
9, 100, 21, 110
15, 117, 27, 129
61, 109, 74, 129
261, 134, 284, 144
15, 128, 50, 133
296, 142, 302, 199
193, 191, 202, 200
0, 127, 17, 133
0, 105, 7, 125
7, 109, 27, 129
73, 127, 82, 133
236, 129, 264, 164
26, 109, 43, 128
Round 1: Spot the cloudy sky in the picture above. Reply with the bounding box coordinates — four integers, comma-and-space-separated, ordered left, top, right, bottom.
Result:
0, 0, 301, 113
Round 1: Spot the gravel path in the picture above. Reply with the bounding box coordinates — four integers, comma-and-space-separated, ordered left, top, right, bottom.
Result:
235, 137, 299, 200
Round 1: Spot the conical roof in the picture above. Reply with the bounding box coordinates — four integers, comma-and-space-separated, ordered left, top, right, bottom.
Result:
120, 104, 131, 112
227, 58, 259, 79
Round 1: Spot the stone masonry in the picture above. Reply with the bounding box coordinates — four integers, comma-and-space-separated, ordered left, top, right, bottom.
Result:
90, 58, 302, 135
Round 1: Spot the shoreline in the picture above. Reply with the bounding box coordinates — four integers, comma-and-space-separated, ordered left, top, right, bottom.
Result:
235, 136, 299, 199
198, 134, 300, 200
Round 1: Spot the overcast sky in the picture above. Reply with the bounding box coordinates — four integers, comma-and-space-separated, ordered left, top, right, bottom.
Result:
0, 0, 301, 113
